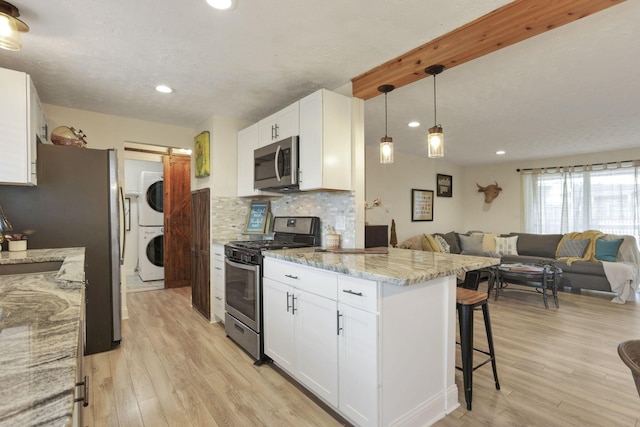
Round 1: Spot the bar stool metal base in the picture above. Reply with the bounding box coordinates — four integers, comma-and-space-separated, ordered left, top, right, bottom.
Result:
456, 288, 500, 411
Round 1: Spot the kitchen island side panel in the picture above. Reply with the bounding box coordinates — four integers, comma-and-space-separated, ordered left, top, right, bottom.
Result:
380, 276, 459, 426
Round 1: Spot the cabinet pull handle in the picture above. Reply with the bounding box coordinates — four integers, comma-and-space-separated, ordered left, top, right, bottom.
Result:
274, 123, 279, 139
337, 311, 343, 335
215, 267, 222, 271
286, 291, 291, 312
285, 274, 299, 280
342, 289, 363, 297
75, 375, 89, 407
215, 296, 222, 301
271, 124, 276, 140
292, 294, 297, 314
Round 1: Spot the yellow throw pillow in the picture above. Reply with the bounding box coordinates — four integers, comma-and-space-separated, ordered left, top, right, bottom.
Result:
421, 234, 442, 252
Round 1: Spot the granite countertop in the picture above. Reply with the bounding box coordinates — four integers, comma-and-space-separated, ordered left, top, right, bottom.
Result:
263, 247, 500, 286
0, 248, 85, 427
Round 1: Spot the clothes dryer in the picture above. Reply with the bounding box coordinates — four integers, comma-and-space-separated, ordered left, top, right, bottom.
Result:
139, 171, 164, 226
138, 226, 164, 281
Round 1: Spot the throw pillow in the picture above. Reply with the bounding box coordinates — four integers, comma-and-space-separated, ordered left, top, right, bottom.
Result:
595, 238, 623, 262
494, 235, 519, 256
436, 231, 461, 254
459, 234, 483, 253
557, 238, 590, 258
397, 235, 424, 250
482, 233, 498, 252
434, 234, 450, 253
421, 234, 442, 252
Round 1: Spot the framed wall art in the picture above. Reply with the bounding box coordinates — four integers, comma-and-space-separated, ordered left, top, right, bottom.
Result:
412, 189, 434, 221
436, 174, 452, 197
194, 130, 210, 178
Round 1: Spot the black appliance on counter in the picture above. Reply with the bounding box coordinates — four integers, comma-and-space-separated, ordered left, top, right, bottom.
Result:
0, 144, 123, 355
224, 216, 321, 363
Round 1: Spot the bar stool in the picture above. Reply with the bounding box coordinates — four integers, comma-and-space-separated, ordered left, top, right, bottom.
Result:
456, 287, 500, 410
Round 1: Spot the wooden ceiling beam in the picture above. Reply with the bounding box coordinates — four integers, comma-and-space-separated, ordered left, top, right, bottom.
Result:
351, 0, 625, 100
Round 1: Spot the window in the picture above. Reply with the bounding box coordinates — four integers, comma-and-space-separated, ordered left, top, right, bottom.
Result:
522, 163, 640, 242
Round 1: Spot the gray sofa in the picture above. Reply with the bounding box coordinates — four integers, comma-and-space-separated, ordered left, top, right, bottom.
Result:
398, 231, 640, 297
501, 232, 610, 292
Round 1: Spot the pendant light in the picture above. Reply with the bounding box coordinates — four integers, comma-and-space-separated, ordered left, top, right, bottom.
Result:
0, 1, 29, 51
425, 65, 445, 158
378, 84, 395, 164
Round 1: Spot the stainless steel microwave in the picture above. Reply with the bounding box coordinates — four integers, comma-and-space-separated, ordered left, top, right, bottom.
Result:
254, 136, 299, 192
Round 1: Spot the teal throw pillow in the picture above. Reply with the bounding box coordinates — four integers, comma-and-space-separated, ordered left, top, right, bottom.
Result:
595, 238, 623, 262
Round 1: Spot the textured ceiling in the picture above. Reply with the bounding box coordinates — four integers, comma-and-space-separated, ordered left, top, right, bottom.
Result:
0, 0, 637, 166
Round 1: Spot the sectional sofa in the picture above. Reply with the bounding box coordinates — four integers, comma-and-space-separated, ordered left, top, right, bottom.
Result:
397, 231, 640, 303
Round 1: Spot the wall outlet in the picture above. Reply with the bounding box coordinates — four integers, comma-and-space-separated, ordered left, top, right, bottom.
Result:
335, 215, 346, 231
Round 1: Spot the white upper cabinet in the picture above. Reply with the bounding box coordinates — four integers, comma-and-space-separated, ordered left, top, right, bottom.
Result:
0, 67, 47, 186
237, 123, 261, 197
258, 101, 299, 147
299, 89, 351, 191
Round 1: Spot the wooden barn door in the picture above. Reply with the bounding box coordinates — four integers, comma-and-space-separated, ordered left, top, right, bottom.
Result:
163, 154, 191, 288
191, 188, 210, 319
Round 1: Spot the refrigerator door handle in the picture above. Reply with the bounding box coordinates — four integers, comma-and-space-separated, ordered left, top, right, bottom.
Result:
119, 186, 126, 265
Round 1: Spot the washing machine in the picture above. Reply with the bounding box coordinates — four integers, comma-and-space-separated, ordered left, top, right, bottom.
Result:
139, 171, 164, 226
138, 226, 164, 281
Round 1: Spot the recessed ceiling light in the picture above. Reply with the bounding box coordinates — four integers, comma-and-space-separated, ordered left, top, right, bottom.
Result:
496, 150, 506, 155
206, 0, 237, 10
408, 121, 420, 128
155, 85, 173, 94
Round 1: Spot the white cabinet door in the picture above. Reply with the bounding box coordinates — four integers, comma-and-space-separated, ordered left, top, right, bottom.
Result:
0, 67, 31, 185
237, 123, 261, 197
298, 89, 351, 191
294, 290, 339, 407
263, 277, 295, 373
212, 244, 226, 322
258, 101, 299, 147
339, 303, 379, 426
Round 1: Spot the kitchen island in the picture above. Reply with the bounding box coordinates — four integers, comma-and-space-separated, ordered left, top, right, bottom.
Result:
0, 248, 86, 427
262, 248, 499, 426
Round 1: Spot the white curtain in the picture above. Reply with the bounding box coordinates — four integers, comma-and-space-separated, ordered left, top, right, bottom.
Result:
522, 161, 640, 241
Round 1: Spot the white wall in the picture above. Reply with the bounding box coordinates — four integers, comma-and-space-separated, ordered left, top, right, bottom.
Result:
192, 115, 250, 196
365, 146, 465, 243
462, 147, 640, 233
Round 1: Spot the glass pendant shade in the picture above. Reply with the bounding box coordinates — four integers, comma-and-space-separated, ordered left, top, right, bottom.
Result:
0, 14, 21, 50
378, 84, 395, 164
380, 136, 394, 164
0, 1, 29, 52
428, 125, 444, 158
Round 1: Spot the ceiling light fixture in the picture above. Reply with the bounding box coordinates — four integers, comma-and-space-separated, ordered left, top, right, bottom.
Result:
155, 85, 173, 94
0, 0, 29, 52
206, 0, 237, 10
496, 150, 506, 155
378, 84, 395, 164
425, 64, 445, 158
408, 121, 420, 128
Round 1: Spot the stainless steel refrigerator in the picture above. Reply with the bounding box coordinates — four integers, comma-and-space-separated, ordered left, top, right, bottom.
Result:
0, 143, 122, 354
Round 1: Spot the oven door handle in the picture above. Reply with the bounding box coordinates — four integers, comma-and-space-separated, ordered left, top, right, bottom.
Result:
225, 258, 260, 273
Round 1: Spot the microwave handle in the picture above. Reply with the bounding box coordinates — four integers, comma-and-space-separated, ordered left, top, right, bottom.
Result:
274, 144, 282, 182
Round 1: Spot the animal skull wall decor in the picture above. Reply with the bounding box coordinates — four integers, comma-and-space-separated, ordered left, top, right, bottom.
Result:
477, 182, 503, 203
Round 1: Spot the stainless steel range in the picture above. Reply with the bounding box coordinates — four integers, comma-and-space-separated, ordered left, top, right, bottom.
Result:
224, 216, 321, 364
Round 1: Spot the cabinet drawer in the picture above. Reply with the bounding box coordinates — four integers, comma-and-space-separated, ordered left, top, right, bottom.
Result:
338, 276, 378, 312
264, 258, 337, 300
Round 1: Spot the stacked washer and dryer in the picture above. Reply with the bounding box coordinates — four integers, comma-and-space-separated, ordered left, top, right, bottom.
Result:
138, 171, 164, 281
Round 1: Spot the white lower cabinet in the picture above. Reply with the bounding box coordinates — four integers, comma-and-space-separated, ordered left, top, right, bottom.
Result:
263, 275, 339, 407
263, 258, 378, 425
338, 303, 378, 426
212, 243, 226, 322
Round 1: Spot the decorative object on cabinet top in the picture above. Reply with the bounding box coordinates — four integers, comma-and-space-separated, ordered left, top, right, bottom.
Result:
51, 126, 87, 147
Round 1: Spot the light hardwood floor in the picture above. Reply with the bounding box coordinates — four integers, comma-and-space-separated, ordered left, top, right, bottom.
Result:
84, 283, 640, 426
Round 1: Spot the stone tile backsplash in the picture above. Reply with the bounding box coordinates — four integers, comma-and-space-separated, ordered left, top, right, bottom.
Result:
211, 192, 356, 248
